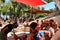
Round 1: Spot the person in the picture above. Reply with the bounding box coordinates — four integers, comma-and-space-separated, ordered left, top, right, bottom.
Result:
41, 20, 54, 40
19, 16, 24, 23
48, 19, 59, 37
49, 19, 59, 33
3, 16, 6, 22
23, 18, 29, 27
51, 29, 60, 40
37, 30, 45, 40
26, 22, 39, 40
36, 20, 40, 25
49, 19, 55, 26
1, 22, 18, 40
46, 20, 55, 39
36, 20, 41, 32
0, 19, 2, 27
52, 22, 59, 33
29, 16, 35, 21
42, 20, 49, 30
23, 18, 30, 33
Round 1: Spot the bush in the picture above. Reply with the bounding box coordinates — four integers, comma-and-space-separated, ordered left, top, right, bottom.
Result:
36, 14, 46, 18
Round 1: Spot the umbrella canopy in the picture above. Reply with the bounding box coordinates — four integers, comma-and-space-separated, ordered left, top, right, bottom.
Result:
24, 8, 52, 14
14, 0, 46, 6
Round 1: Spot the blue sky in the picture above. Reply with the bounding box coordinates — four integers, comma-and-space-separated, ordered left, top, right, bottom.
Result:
6, 0, 56, 10
39, 2, 56, 10
6, 0, 10, 2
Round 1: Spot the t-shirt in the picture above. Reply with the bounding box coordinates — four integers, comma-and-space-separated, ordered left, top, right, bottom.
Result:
0, 21, 2, 27
49, 27, 55, 36
36, 26, 41, 31
0, 31, 5, 40
1, 24, 13, 34
27, 33, 39, 40
37, 30, 45, 40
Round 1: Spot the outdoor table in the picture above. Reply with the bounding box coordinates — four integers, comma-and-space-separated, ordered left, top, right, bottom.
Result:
7, 33, 26, 40
7, 32, 30, 40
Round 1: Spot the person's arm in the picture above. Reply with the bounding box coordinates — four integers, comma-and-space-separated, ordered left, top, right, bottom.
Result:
51, 29, 60, 40
1, 27, 8, 33
1, 27, 8, 40
26, 34, 33, 40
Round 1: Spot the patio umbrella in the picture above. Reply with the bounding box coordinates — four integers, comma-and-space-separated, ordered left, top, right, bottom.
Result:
24, 8, 52, 14
13, 0, 46, 35
14, 0, 46, 6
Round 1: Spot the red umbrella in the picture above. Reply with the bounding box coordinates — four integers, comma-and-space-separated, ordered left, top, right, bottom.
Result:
14, 0, 46, 6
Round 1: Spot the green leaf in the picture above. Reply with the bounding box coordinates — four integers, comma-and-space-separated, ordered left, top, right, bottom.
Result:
45, 0, 53, 3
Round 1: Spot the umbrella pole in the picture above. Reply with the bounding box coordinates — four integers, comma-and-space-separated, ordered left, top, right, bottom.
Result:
30, 7, 33, 18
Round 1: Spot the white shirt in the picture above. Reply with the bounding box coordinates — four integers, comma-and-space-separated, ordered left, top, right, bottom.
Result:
49, 27, 55, 36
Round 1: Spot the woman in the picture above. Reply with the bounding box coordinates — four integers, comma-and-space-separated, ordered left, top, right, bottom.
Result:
1, 22, 18, 40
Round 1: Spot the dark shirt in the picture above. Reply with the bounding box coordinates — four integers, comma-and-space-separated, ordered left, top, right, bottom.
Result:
1, 24, 13, 34
0, 31, 6, 40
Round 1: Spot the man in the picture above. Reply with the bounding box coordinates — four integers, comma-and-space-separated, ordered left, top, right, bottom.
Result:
26, 22, 39, 40
1, 22, 18, 40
